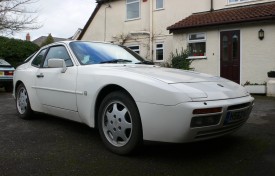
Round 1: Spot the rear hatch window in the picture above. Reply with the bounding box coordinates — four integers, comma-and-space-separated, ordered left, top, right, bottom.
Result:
0, 59, 13, 68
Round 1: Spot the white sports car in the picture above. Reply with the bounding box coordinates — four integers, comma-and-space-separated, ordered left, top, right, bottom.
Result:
13, 41, 254, 155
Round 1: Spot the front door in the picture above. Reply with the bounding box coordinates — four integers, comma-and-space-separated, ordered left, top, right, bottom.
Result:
220, 30, 240, 84
35, 45, 78, 112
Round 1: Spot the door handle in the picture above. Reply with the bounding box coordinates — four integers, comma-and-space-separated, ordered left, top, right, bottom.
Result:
36, 73, 44, 78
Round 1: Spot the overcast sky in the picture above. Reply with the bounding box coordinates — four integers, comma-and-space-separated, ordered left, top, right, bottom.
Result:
13, 0, 96, 41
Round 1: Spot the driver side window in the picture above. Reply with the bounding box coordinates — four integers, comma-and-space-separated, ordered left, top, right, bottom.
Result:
43, 45, 73, 67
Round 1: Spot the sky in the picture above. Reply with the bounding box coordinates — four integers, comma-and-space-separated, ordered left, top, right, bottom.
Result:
13, 0, 96, 41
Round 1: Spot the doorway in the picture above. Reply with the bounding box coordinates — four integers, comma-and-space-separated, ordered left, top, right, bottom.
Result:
220, 30, 240, 84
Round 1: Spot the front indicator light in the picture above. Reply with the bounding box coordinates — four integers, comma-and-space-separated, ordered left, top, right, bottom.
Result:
193, 107, 222, 114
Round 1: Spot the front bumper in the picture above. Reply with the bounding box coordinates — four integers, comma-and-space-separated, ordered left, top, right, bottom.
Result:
137, 96, 254, 143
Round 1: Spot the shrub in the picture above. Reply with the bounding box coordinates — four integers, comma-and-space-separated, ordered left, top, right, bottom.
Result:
0, 36, 39, 67
170, 49, 192, 70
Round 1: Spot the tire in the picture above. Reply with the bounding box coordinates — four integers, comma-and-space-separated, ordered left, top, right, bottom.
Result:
4, 85, 13, 92
16, 83, 33, 119
98, 91, 142, 155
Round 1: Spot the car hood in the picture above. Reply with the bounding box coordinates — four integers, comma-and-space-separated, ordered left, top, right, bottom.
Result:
109, 65, 225, 83
106, 65, 249, 100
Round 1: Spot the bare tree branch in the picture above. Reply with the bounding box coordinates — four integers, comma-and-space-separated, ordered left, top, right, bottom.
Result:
0, 0, 41, 35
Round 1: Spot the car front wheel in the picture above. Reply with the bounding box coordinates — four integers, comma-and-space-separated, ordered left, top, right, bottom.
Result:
16, 83, 33, 119
98, 91, 142, 155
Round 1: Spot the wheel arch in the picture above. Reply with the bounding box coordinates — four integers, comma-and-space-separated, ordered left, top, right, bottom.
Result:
14, 80, 24, 97
94, 84, 141, 130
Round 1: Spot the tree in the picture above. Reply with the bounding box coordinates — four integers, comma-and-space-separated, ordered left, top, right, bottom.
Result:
0, 0, 40, 35
0, 36, 39, 67
40, 33, 54, 47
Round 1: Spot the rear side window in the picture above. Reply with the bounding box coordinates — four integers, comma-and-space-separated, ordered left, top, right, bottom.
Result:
43, 46, 73, 67
32, 49, 47, 68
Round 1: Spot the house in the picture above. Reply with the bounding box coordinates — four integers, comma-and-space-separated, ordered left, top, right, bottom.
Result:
78, 0, 275, 86
70, 28, 83, 40
32, 35, 67, 47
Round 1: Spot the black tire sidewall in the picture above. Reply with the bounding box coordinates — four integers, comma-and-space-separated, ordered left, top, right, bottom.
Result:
16, 84, 33, 119
98, 91, 142, 155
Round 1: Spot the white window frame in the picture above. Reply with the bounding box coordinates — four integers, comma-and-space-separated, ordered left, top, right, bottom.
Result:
126, 0, 140, 21
155, 43, 164, 62
187, 33, 207, 59
128, 45, 140, 54
156, 0, 164, 10
228, 0, 257, 4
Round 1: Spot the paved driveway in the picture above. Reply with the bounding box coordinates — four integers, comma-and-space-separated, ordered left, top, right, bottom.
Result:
0, 89, 275, 176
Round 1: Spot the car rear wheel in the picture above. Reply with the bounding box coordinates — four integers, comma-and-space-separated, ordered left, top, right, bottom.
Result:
16, 83, 33, 119
98, 91, 142, 155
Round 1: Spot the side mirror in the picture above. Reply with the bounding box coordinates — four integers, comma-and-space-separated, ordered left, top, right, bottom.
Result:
48, 58, 67, 73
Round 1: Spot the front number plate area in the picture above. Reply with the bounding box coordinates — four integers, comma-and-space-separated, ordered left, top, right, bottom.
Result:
224, 109, 249, 125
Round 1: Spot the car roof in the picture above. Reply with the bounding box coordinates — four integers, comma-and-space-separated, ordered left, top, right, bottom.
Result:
41, 40, 115, 49
0, 59, 11, 66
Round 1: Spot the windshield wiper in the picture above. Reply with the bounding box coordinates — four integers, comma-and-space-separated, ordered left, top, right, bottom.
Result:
100, 59, 132, 64
135, 60, 154, 65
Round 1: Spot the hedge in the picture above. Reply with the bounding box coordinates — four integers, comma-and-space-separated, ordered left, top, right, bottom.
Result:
0, 36, 39, 67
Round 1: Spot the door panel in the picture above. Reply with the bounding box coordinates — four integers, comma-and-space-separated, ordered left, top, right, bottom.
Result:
220, 30, 240, 84
35, 67, 78, 111
34, 45, 78, 112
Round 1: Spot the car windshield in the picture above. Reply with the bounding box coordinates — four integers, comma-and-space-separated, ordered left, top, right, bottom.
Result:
69, 41, 145, 65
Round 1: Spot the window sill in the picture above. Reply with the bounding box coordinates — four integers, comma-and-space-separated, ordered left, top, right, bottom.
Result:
154, 8, 165, 12
125, 17, 141, 22
187, 56, 207, 60
154, 60, 164, 63
227, 0, 264, 6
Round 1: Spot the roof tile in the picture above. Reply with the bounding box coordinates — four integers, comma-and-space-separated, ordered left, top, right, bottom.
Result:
167, 2, 275, 32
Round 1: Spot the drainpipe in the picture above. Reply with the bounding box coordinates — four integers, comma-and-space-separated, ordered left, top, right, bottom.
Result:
210, 0, 214, 11
149, 0, 153, 61
104, 4, 111, 42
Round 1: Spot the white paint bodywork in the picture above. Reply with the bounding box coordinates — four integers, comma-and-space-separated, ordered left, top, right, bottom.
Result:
13, 41, 254, 143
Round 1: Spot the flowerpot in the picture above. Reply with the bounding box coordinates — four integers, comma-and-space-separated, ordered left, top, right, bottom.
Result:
267, 78, 275, 97
244, 85, 266, 94
267, 71, 275, 78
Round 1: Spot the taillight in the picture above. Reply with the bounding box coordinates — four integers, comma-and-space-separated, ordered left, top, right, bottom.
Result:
4, 71, 14, 76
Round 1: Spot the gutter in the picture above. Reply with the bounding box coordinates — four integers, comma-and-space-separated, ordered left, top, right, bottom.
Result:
149, 0, 153, 61
210, 0, 214, 11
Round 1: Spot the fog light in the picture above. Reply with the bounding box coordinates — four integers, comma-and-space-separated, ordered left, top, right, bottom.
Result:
191, 115, 221, 128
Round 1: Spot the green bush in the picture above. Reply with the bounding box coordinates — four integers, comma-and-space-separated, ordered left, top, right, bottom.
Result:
0, 36, 39, 67
170, 49, 192, 70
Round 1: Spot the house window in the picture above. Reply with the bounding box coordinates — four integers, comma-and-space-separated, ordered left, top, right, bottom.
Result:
126, 0, 140, 20
228, 0, 253, 4
128, 45, 140, 54
156, 0, 164, 10
155, 43, 164, 61
188, 33, 206, 59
